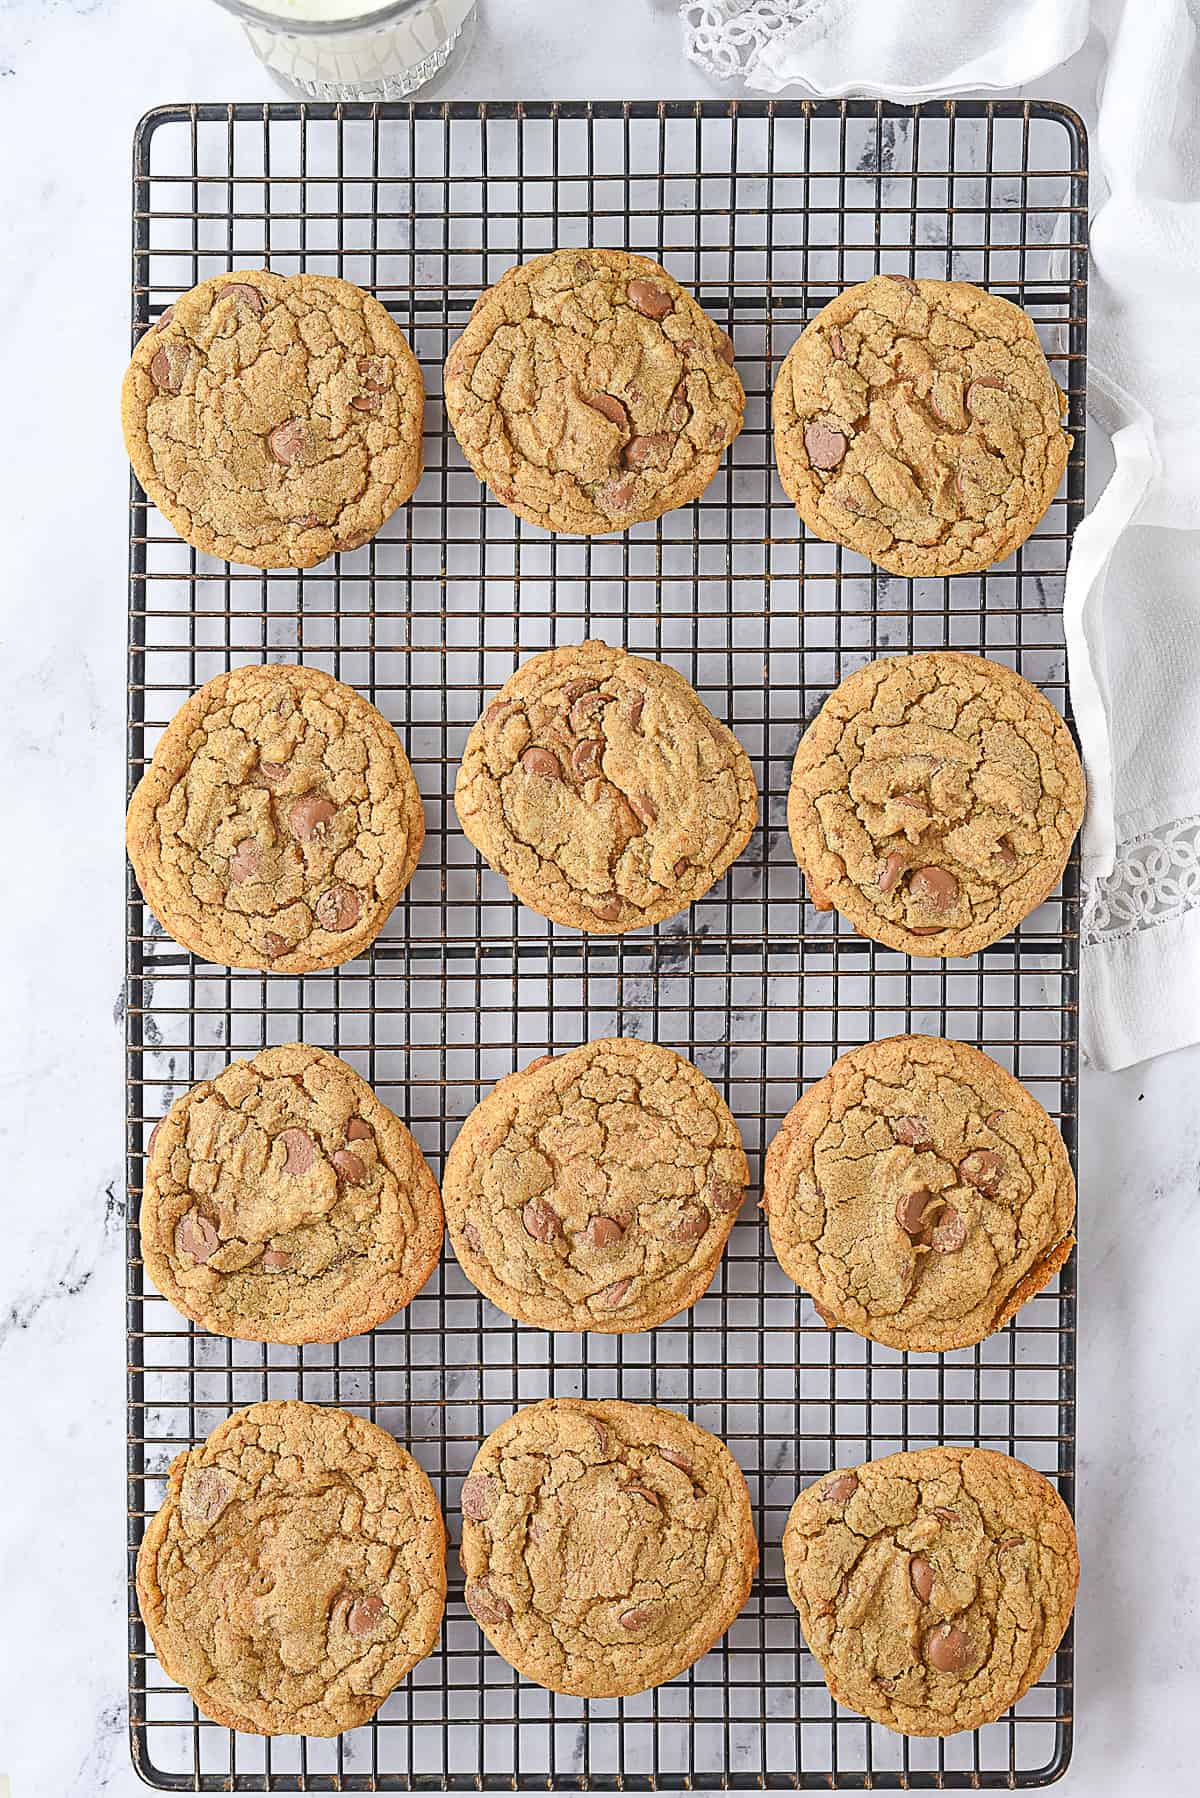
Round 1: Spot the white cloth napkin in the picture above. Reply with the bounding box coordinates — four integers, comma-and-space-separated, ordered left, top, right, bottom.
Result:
683, 0, 1200, 1069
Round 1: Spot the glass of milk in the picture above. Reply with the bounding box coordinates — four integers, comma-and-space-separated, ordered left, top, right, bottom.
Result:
211, 0, 478, 99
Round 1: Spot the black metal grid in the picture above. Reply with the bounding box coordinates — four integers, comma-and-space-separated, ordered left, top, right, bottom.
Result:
126, 99, 1087, 1792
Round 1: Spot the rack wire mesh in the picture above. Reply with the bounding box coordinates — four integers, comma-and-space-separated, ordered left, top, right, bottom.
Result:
126, 99, 1087, 1791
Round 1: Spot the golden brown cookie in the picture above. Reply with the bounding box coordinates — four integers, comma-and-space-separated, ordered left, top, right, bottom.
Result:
773, 275, 1070, 576
787, 652, 1084, 957
443, 1039, 748, 1333
443, 248, 744, 533
460, 1398, 756, 1696
136, 1401, 446, 1735
783, 1446, 1078, 1737
127, 662, 425, 971
141, 1044, 443, 1344
122, 268, 424, 569
454, 641, 757, 932
762, 1035, 1074, 1352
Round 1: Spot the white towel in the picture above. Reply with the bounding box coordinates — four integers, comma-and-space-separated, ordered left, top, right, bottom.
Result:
683, 0, 1200, 1069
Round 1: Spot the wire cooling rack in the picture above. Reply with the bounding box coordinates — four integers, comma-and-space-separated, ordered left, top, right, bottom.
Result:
126, 99, 1087, 1791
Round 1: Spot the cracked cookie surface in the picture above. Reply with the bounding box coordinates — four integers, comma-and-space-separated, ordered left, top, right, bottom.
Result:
122, 269, 424, 569
783, 1446, 1078, 1736
455, 641, 758, 932
136, 1400, 447, 1735
141, 1043, 444, 1344
763, 1035, 1075, 1352
127, 662, 425, 971
443, 248, 744, 533
773, 275, 1070, 577
787, 653, 1084, 957
460, 1397, 757, 1695
443, 1039, 748, 1333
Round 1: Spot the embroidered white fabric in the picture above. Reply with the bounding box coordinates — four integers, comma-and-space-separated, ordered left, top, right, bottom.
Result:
680, 0, 1200, 1070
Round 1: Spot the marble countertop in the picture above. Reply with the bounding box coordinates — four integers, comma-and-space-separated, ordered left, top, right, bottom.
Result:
1, 2, 1197, 1794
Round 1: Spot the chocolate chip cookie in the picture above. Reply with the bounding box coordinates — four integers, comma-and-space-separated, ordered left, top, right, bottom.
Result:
773, 275, 1070, 576
783, 1446, 1078, 1737
122, 269, 424, 568
126, 662, 425, 971
443, 1039, 748, 1333
136, 1400, 446, 1735
455, 641, 757, 932
460, 1398, 756, 1696
787, 652, 1084, 957
141, 1044, 443, 1344
443, 248, 744, 533
762, 1035, 1074, 1352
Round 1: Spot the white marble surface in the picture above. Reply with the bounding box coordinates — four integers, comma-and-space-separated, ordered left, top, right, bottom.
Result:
0, 2, 1197, 1795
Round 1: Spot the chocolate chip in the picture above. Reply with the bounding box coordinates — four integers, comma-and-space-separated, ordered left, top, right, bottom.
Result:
258, 760, 289, 786
885, 273, 920, 293
571, 739, 604, 781
597, 476, 637, 510
877, 850, 906, 895
804, 422, 848, 470
673, 1202, 710, 1243
829, 329, 845, 360
462, 1221, 482, 1254
263, 931, 288, 959
461, 1473, 497, 1521
346, 1116, 372, 1142
930, 1207, 968, 1252
932, 1507, 961, 1522
959, 1149, 1004, 1194
619, 1604, 656, 1629
893, 1115, 932, 1148
592, 895, 624, 925
967, 376, 1006, 411
218, 281, 265, 315
623, 1483, 660, 1508
673, 857, 690, 879
627, 695, 645, 729
581, 1214, 624, 1249
910, 1555, 935, 1602
268, 419, 309, 466
910, 865, 960, 911
288, 794, 336, 841
261, 1248, 291, 1271
895, 1186, 939, 1238
521, 746, 563, 780
623, 433, 672, 470
926, 1622, 975, 1674
351, 394, 381, 413
280, 1129, 315, 1175
149, 342, 190, 393
332, 1149, 366, 1184
706, 1178, 744, 1216
590, 1419, 610, 1456
465, 1578, 510, 1626
182, 1465, 233, 1523
314, 885, 361, 932
627, 279, 672, 319
996, 836, 1019, 867
346, 1595, 384, 1636
175, 1211, 219, 1263
357, 355, 389, 391
658, 1448, 693, 1477
819, 1472, 858, 1504
597, 1277, 633, 1309
153, 306, 176, 333
523, 1198, 562, 1243
719, 331, 736, 364
483, 699, 516, 726
229, 837, 261, 883
147, 1119, 163, 1156
586, 391, 630, 431
630, 791, 657, 826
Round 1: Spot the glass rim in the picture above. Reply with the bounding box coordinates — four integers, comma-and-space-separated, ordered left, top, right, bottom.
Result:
210, 0, 437, 34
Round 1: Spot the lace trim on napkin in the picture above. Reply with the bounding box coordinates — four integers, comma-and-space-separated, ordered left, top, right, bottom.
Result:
1081, 815, 1200, 947
681, 0, 825, 80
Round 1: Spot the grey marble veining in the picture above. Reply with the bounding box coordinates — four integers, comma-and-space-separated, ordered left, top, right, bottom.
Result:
0, 2, 1197, 1796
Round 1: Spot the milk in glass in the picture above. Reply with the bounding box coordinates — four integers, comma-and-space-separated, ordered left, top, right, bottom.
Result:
224, 0, 477, 98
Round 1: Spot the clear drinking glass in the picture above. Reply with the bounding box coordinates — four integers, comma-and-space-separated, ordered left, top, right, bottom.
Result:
211, 0, 478, 100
